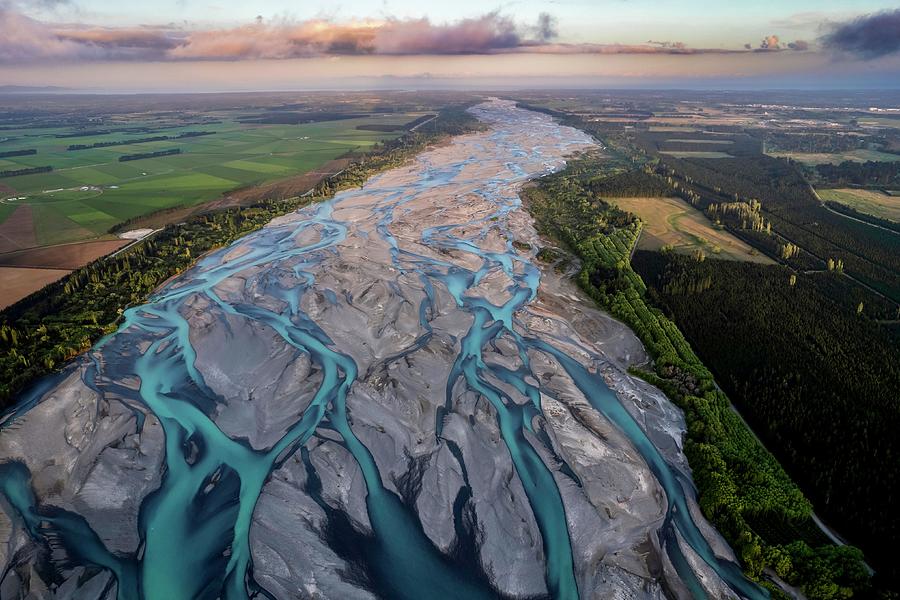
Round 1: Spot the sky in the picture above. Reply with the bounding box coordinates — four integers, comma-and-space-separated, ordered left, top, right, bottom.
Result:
1, 0, 899, 91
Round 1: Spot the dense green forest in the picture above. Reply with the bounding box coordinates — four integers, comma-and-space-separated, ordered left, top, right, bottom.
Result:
0, 106, 483, 405
813, 160, 900, 187
632, 251, 900, 592
586, 169, 673, 198
521, 153, 873, 600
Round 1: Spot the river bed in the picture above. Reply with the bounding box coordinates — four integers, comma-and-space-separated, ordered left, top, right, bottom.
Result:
0, 100, 767, 600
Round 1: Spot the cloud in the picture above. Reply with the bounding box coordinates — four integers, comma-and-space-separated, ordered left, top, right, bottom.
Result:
170, 12, 561, 59
746, 35, 809, 53
760, 35, 780, 50
533, 12, 558, 42
0, 8, 88, 62
9, 0, 72, 8
1, 10, 558, 62
0, 8, 810, 64
822, 9, 900, 58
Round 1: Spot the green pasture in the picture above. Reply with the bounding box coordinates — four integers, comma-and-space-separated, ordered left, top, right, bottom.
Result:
818, 188, 900, 223
664, 138, 734, 145
767, 148, 900, 165
659, 150, 732, 159
0, 115, 415, 246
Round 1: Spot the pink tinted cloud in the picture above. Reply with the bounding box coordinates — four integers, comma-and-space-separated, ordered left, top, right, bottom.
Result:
0, 8, 85, 62
169, 12, 529, 59
0, 8, 809, 64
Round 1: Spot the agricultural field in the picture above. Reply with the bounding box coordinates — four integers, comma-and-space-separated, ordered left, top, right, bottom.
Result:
664, 138, 734, 145
611, 196, 774, 263
767, 148, 900, 165
659, 150, 731, 159
0, 113, 420, 251
856, 116, 900, 128
0, 267, 70, 309
818, 188, 900, 223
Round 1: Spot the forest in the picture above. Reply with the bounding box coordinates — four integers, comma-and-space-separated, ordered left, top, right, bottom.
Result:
586, 169, 673, 198
520, 153, 873, 600
632, 250, 900, 592
813, 160, 900, 187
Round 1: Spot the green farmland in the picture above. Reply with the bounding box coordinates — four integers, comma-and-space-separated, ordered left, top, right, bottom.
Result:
0, 114, 417, 246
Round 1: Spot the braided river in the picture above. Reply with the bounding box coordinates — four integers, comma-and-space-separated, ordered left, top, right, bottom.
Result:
0, 100, 767, 600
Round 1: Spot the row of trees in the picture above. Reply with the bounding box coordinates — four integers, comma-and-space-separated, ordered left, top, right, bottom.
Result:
67, 131, 214, 151
0, 165, 51, 178
813, 160, 900, 187
68, 136, 169, 151
119, 148, 181, 162
0, 149, 36, 158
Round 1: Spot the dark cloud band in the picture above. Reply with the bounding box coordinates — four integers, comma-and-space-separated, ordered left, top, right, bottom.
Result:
822, 9, 900, 58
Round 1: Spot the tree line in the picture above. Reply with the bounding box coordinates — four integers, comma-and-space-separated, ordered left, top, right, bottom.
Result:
813, 160, 900, 188
67, 131, 215, 151
119, 148, 181, 162
0, 165, 51, 178
0, 149, 36, 158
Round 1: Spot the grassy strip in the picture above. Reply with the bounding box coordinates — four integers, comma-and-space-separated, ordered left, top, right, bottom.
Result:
521, 153, 871, 600
0, 107, 483, 406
